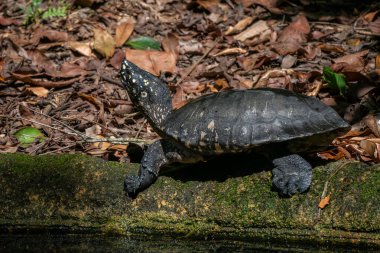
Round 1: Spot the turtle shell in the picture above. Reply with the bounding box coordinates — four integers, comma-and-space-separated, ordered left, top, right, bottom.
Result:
163, 88, 350, 155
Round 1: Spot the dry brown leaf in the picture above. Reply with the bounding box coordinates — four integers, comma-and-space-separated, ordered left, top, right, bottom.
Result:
363, 10, 379, 22
252, 0, 282, 14
26, 87, 49, 97
318, 195, 330, 209
59, 62, 88, 78
0, 16, 21, 26
125, 48, 176, 76
66, 41, 93, 57
278, 14, 310, 44
78, 93, 103, 109
317, 150, 345, 161
376, 54, 380, 69
172, 86, 187, 109
162, 33, 180, 58
11, 72, 80, 88
207, 79, 229, 92
234, 20, 270, 42
115, 20, 135, 47
318, 44, 345, 54
225, 17, 254, 35
281, 55, 297, 68
85, 125, 102, 138
93, 27, 116, 59
27, 50, 57, 74
213, 48, 247, 57
233, 0, 254, 7
197, 0, 220, 11
360, 139, 376, 158
368, 18, 380, 35
332, 50, 369, 72
109, 144, 128, 151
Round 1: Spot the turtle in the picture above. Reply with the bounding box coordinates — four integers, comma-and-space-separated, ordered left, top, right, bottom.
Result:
119, 59, 351, 197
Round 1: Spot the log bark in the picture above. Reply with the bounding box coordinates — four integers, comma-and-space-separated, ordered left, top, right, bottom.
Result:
0, 153, 379, 248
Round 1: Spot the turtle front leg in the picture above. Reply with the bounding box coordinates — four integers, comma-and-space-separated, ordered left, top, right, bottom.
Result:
125, 139, 202, 198
271, 154, 312, 197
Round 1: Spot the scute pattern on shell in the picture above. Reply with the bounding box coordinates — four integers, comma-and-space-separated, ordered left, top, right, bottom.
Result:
162, 88, 350, 155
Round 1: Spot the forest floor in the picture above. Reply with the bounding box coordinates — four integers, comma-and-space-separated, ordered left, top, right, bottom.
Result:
0, 0, 379, 164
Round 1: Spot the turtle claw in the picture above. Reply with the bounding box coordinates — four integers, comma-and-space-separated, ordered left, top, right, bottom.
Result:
271, 154, 312, 197
124, 175, 140, 198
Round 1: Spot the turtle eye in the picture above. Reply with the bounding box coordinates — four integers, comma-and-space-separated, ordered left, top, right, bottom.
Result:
141, 91, 148, 98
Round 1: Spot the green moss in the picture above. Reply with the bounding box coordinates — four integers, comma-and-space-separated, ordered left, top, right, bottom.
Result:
0, 153, 379, 247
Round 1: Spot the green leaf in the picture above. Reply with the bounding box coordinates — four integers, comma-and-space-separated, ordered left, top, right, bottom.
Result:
322, 66, 347, 94
125, 36, 161, 50
14, 127, 46, 148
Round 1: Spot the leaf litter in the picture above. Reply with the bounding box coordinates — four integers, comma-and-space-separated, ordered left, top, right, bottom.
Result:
0, 0, 379, 167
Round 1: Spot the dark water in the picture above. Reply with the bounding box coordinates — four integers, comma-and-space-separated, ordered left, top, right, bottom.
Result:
0, 234, 378, 253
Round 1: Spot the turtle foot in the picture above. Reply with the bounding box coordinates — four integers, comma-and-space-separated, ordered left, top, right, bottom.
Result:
124, 175, 140, 198
271, 154, 312, 197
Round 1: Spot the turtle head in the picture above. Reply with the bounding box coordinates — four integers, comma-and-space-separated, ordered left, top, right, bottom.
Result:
120, 59, 173, 129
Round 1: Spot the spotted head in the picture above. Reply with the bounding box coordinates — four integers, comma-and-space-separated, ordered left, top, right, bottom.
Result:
120, 59, 173, 129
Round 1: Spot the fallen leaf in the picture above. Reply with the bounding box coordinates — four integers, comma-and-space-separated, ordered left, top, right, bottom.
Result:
278, 14, 310, 44
363, 115, 380, 138
78, 93, 103, 109
206, 79, 229, 92
332, 50, 369, 72
172, 86, 187, 109
162, 33, 180, 58
11, 72, 81, 88
376, 54, 380, 69
281, 55, 297, 68
0, 16, 21, 26
225, 17, 254, 35
234, 20, 270, 42
360, 139, 376, 158
368, 18, 380, 35
213, 47, 247, 57
318, 44, 345, 54
179, 40, 203, 55
252, 0, 282, 14
363, 10, 379, 22
85, 125, 102, 138
66, 41, 93, 57
36, 29, 69, 43
317, 150, 345, 160
318, 195, 330, 209
233, 0, 254, 7
125, 48, 177, 76
126, 36, 161, 50
196, 0, 220, 12
26, 87, 49, 97
14, 127, 46, 148
109, 144, 128, 151
93, 27, 116, 59
115, 19, 135, 47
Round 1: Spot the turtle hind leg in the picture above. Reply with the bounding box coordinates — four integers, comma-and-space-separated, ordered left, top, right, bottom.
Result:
271, 154, 312, 197
125, 139, 203, 198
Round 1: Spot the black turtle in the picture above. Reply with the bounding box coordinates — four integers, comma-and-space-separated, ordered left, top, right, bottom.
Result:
120, 59, 350, 197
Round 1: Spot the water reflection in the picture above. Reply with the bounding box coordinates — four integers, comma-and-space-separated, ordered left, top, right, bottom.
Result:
0, 234, 377, 253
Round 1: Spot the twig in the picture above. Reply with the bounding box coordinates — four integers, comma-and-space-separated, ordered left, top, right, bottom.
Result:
79, 136, 152, 145
0, 115, 150, 145
175, 38, 221, 86
316, 160, 359, 219
101, 75, 123, 87
41, 143, 78, 155
24, 107, 86, 139
135, 119, 147, 139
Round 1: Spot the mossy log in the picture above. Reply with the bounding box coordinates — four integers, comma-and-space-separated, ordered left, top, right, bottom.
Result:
0, 153, 379, 248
